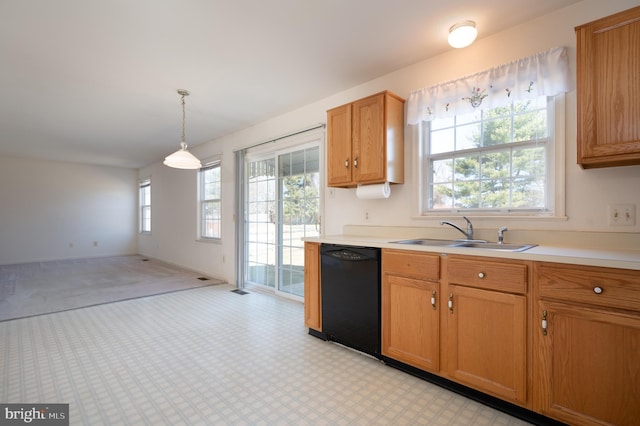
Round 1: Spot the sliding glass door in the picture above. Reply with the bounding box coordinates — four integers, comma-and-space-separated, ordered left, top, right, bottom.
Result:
245, 144, 320, 299
246, 157, 277, 288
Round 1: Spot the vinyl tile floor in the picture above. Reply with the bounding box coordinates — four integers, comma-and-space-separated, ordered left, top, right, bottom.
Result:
0, 284, 531, 425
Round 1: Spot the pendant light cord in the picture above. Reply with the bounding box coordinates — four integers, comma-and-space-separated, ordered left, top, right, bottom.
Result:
163, 88, 201, 169
178, 89, 189, 150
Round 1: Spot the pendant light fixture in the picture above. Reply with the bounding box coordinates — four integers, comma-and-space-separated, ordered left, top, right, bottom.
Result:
163, 89, 202, 169
448, 20, 478, 49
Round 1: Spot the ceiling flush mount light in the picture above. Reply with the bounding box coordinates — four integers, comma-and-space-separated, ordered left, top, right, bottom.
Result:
448, 20, 478, 49
163, 89, 202, 169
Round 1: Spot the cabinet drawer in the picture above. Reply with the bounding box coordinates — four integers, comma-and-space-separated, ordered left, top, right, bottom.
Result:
536, 262, 640, 312
382, 249, 440, 281
447, 256, 527, 294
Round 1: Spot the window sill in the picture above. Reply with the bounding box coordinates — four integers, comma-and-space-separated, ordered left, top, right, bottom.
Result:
414, 214, 568, 222
197, 237, 222, 244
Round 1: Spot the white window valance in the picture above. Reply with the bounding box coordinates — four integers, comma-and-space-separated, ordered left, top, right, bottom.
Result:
407, 46, 571, 125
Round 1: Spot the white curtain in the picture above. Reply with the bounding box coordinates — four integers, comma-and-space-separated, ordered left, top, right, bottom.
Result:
407, 46, 571, 125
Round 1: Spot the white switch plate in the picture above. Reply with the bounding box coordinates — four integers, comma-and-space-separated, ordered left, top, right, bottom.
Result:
608, 204, 636, 226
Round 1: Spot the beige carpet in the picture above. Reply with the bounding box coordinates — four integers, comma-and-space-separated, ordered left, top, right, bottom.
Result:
0, 255, 226, 321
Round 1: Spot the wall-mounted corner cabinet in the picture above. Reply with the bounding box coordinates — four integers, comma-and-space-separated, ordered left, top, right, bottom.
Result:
576, 6, 640, 168
327, 91, 405, 187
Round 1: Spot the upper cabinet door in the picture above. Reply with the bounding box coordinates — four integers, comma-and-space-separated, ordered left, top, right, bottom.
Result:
352, 94, 386, 184
327, 103, 353, 186
576, 6, 640, 168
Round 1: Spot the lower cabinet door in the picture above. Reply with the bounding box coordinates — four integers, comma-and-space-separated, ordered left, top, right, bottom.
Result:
382, 274, 439, 372
303, 242, 321, 331
445, 285, 527, 404
534, 300, 640, 426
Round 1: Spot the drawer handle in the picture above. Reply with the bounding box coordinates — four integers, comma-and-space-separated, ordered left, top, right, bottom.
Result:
593, 286, 603, 294
542, 310, 548, 336
478, 272, 485, 279
431, 290, 437, 310
345, 158, 349, 169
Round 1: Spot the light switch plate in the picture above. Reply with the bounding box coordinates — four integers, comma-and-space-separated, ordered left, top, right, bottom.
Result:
608, 204, 636, 226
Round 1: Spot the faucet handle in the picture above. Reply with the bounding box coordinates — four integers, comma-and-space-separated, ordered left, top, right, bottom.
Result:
498, 227, 508, 244
462, 216, 474, 239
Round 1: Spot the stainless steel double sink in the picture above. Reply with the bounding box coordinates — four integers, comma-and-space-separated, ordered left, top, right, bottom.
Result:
391, 238, 536, 252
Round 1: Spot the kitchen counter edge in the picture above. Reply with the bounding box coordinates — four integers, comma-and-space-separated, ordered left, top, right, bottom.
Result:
302, 235, 640, 271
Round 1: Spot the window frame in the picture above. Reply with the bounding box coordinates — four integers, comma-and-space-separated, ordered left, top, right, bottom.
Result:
139, 178, 151, 234
198, 159, 222, 241
416, 94, 566, 219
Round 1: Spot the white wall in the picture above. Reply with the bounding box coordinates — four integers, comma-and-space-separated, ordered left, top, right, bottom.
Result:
0, 156, 138, 264
140, 0, 640, 285
137, 159, 226, 277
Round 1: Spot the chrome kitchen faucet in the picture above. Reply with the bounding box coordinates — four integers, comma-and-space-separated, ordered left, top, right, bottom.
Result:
440, 216, 474, 240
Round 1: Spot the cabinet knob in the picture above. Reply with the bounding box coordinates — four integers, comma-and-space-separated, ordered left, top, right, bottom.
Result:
593, 286, 603, 294
345, 158, 349, 168
353, 157, 358, 168
478, 272, 485, 279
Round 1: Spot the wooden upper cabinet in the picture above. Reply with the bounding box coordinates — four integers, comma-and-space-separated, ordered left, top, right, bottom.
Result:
327, 91, 405, 187
576, 6, 640, 168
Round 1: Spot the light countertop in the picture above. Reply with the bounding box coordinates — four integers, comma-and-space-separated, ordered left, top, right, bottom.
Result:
303, 235, 640, 271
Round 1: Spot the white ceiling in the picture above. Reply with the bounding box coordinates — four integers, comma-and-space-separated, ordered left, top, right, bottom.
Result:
0, 0, 581, 168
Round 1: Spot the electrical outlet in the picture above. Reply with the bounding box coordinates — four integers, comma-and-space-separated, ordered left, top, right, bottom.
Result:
608, 204, 636, 226
364, 210, 370, 221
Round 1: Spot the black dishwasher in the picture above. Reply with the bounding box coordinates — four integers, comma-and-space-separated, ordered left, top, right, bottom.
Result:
320, 244, 381, 358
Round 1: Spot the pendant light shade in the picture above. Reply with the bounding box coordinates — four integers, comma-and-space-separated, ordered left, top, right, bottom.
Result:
163, 142, 202, 169
448, 20, 478, 49
164, 89, 202, 169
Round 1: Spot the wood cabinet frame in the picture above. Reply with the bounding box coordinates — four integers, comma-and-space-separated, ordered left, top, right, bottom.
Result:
532, 261, 640, 425
305, 243, 640, 425
382, 251, 533, 407
441, 255, 532, 406
327, 91, 405, 187
381, 249, 441, 372
303, 242, 321, 331
576, 6, 640, 168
